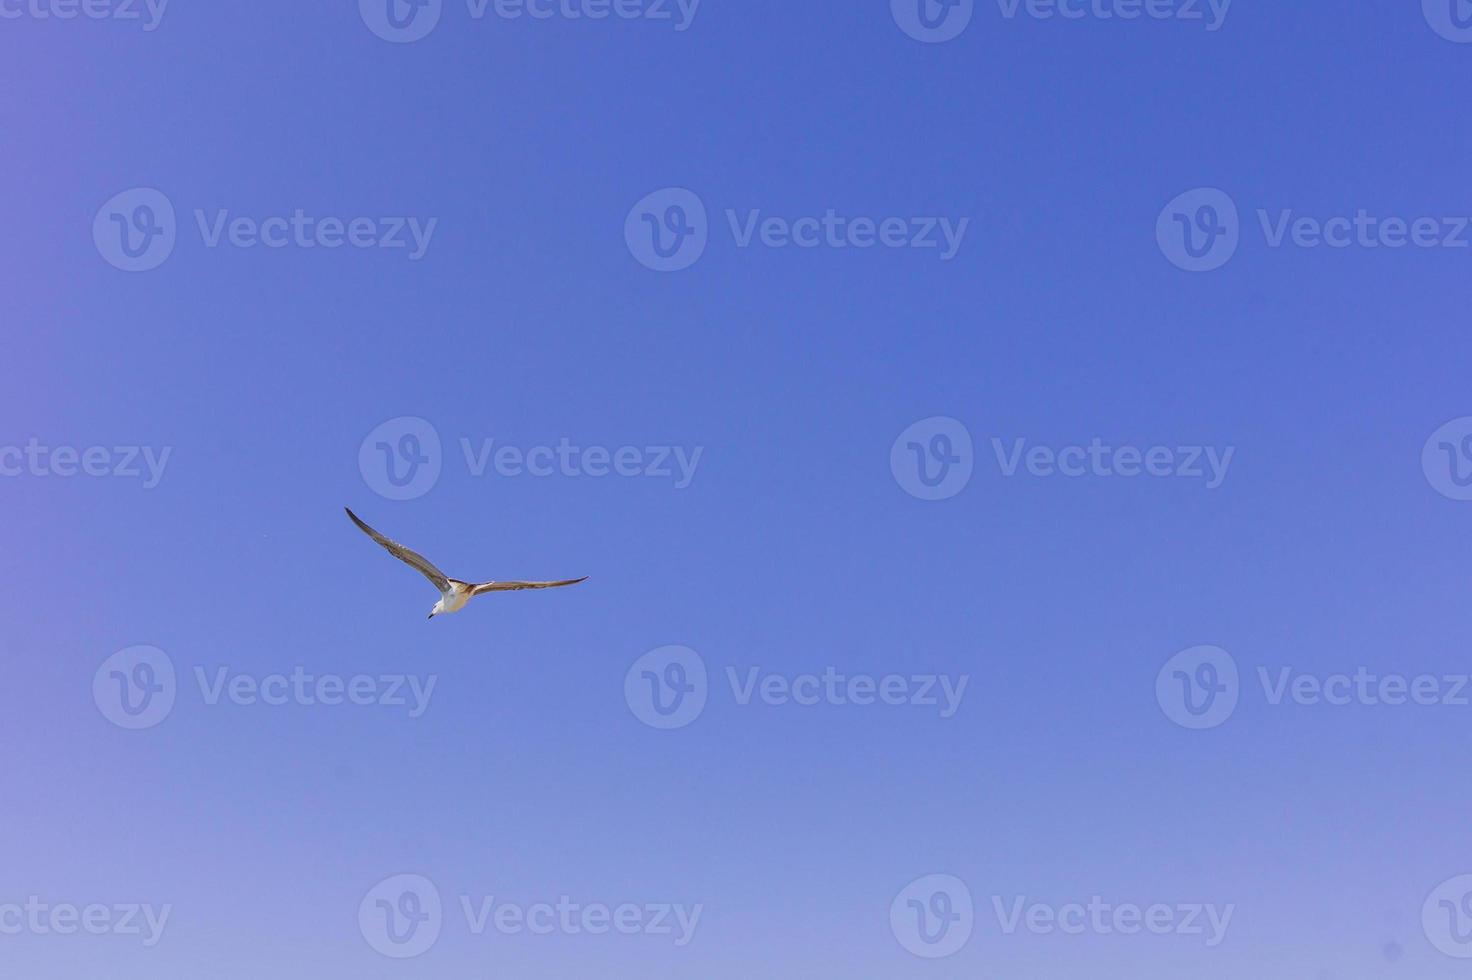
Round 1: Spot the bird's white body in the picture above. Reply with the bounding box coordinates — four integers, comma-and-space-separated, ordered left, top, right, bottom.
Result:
344, 508, 587, 621
432, 584, 473, 617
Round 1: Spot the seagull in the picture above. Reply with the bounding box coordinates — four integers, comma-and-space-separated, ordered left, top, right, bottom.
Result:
345, 508, 587, 619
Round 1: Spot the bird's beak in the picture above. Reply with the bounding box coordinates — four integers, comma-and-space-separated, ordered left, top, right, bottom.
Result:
427, 613, 435, 620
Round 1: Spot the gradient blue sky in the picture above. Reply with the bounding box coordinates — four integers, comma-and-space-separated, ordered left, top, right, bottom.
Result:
7, 1, 1472, 977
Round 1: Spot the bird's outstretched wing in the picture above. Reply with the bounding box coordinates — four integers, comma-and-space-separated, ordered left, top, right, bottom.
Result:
471, 577, 588, 595
344, 507, 450, 593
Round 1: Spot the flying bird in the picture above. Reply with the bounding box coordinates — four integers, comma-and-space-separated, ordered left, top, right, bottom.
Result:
345, 507, 587, 619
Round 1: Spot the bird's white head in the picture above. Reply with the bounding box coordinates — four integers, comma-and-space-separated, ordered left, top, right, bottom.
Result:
428, 599, 445, 620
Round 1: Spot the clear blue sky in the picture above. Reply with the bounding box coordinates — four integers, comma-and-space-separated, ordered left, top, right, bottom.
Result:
7, 1, 1472, 977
